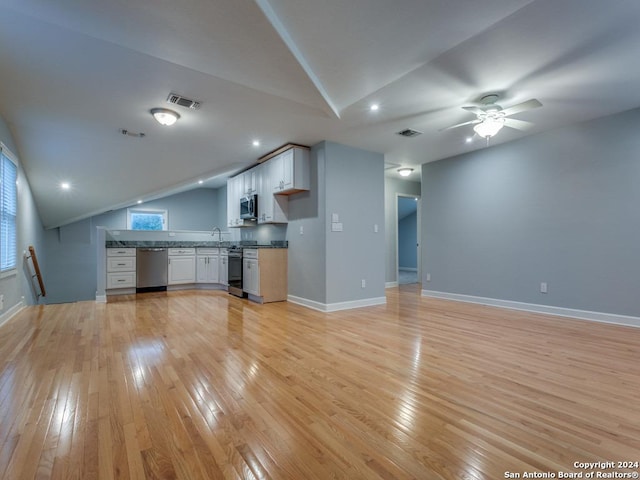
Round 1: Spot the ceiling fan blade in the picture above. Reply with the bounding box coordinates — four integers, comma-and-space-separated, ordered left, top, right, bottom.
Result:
439, 119, 480, 132
501, 99, 542, 117
503, 118, 535, 131
461, 106, 485, 116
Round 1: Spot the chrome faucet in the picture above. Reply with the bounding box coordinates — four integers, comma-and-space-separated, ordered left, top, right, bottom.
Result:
211, 226, 222, 242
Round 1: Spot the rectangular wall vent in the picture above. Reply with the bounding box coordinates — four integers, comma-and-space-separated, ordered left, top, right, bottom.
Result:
396, 128, 422, 138
167, 93, 201, 110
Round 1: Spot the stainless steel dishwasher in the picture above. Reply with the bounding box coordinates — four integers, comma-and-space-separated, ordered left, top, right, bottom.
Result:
136, 248, 168, 292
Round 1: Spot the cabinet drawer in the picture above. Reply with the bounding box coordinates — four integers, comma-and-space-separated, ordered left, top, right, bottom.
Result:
243, 249, 258, 259
107, 272, 136, 288
196, 248, 219, 255
107, 248, 136, 257
168, 248, 196, 255
107, 257, 135, 272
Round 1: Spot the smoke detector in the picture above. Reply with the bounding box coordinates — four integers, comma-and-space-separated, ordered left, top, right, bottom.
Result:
166, 93, 201, 110
396, 128, 422, 138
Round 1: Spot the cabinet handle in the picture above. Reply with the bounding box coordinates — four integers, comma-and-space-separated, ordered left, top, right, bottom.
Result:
117, 279, 125, 282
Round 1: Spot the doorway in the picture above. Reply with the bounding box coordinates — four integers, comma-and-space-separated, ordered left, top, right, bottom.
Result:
396, 194, 421, 285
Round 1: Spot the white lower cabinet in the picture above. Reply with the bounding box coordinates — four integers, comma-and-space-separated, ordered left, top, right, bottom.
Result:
168, 248, 196, 285
196, 248, 219, 284
106, 248, 136, 290
219, 249, 229, 286
243, 251, 260, 296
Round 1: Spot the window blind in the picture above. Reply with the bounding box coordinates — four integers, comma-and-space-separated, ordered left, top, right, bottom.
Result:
1, 148, 17, 272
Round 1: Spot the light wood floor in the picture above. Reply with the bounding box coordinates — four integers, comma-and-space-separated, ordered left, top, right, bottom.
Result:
1, 285, 639, 479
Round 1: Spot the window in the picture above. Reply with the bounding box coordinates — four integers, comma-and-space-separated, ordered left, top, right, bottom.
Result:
127, 208, 167, 231
1, 146, 17, 273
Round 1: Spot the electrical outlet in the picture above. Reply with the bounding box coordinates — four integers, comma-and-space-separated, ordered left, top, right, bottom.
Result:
374, 224, 379, 233
0, 294, 4, 310
540, 282, 548, 294
426, 273, 431, 282
361, 279, 366, 288
300, 226, 304, 235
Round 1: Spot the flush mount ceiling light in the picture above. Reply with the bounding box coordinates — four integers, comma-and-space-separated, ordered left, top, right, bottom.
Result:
473, 117, 505, 138
150, 108, 180, 126
398, 167, 414, 177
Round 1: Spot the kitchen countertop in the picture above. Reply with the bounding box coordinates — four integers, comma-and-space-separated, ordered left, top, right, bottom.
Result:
106, 240, 288, 249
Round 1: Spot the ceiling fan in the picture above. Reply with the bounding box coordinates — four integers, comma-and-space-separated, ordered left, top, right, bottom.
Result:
442, 94, 542, 138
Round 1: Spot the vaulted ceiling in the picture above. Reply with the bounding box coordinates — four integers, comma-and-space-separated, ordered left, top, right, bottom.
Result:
1, 0, 640, 228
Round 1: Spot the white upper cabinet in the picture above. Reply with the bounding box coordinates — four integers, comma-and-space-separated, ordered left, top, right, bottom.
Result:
258, 162, 288, 224
271, 147, 310, 195
242, 169, 257, 196
227, 145, 310, 227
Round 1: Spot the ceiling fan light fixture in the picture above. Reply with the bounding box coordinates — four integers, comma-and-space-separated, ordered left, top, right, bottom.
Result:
151, 108, 180, 126
398, 167, 414, 177
473, 117, 505, 138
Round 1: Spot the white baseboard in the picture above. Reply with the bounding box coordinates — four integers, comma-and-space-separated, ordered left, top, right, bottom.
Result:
288, 295, 386, 313
0, 301, 26, 328
385, 281, 399, 288
399, 267, 418, 272
96, 294, 107, 303
421, 289, 640, 328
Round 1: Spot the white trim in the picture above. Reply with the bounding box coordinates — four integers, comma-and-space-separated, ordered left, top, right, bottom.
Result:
385, 281, 399, 288
96, 294, 107, 303
421, 290, 640, 328
399, 267, 417, 272
0, 300, 25, 328
288, 295, 386, 312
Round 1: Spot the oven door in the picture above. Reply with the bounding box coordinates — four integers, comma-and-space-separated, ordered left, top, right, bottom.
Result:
227, 251, 246, 297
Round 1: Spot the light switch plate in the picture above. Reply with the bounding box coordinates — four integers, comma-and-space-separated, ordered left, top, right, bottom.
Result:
332, 213, 339, 223
331, 222, 343, 232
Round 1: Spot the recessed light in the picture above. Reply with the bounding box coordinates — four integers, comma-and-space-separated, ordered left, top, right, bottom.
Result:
252, 140, 260, 147
60, 182, 70, 190
198, 180, 204, 185
465, 137, 473, 143
370, 104, 379, 112
137, 199, 143, 204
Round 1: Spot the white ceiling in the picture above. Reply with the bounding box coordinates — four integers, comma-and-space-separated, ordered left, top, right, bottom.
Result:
1, 0, 640, 228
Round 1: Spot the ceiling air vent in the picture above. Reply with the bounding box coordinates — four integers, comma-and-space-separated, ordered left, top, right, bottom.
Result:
396, 128, 422, 138
167, 93, 201, 110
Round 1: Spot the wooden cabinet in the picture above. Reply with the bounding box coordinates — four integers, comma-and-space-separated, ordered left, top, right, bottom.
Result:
168, 248, 196, 285
196, 248, 219, 284
271, 147, 310, 195
106, 248, 136, 289
242, 248, 287, 303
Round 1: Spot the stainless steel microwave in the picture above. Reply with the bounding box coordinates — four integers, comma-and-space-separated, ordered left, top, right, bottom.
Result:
240, 194, 258, 220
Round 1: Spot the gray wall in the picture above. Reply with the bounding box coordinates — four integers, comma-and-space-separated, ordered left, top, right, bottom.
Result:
422, 107, 640, 318
286, 143, 326, 304
43, 188, 223, 304
398, 210, 417, 269
324, 142, 385, 304
384, 177, 421, 283
287, 141, 385, 306
0, 115, 45, 316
